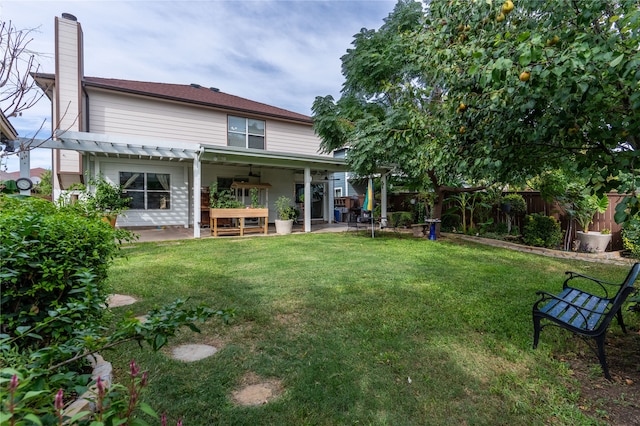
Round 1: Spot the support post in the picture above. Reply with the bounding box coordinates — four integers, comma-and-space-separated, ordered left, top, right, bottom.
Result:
304, 167, 311, 233
193, 150, 202, 238
19, 150, 30, 195
381, 172, 388, 228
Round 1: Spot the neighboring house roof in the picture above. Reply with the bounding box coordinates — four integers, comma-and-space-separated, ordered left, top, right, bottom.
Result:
0, 167, 48, 183
33, 73, 313, 124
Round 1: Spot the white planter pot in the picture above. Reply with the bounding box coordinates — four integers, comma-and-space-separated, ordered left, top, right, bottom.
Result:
275, 219, 293, 235
576, 231, 612, 253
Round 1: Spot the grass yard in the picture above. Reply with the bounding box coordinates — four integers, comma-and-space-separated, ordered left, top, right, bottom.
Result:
105, 232, 639, 425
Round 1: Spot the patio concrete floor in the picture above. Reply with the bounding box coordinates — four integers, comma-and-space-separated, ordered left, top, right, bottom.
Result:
125, 222, 363, 243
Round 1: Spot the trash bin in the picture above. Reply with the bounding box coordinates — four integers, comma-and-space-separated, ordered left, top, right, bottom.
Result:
334, 208, 341, 222
429, 222, 437, 240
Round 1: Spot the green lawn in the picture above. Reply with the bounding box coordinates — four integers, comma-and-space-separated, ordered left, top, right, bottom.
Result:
105, 232, 637, 425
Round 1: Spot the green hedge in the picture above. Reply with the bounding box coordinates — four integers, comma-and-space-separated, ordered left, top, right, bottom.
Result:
622, 217, 640, 258
0, 195, 125, 348
522, 213, 562, 249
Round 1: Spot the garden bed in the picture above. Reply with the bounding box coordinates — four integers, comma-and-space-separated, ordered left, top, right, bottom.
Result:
443, 233, 635, 266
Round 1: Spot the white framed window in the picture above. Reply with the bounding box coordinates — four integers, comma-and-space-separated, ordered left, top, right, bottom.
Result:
334, 187, 343, 197
120, 172, 171, 210
228, 116, 265, 149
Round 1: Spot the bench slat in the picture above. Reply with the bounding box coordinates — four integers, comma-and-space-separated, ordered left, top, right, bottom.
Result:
566, 293, 599, 329
539, 288, 574, 316
540, 289, 611, 331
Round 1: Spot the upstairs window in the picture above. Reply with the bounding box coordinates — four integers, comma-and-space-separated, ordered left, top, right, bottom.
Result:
228, 116, 265, 149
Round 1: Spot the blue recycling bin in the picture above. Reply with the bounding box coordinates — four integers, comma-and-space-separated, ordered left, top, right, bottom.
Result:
429, 222, 437, 240
334, 208, 341, 222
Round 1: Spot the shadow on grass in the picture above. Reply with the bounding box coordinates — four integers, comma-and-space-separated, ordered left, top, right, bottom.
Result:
105, 233, 635, 425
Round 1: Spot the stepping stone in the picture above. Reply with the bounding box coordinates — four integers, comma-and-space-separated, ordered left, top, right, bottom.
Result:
107, 294, 137, 307
233, 384, 273, 406
232, 382, 282, 406
170, 344, 217, 362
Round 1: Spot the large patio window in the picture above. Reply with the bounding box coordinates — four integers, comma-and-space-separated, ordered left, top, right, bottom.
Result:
120, 172, 171, 210
228, 116, 265, 149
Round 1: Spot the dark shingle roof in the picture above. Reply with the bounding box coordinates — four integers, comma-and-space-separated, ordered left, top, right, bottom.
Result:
34, 73, 312, 124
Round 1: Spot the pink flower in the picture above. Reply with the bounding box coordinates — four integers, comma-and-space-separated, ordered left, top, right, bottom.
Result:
9, 374, 18, 392
177, 419, 183, 426
161, 413, 167, 426
55, 388, 64, 411
141, 371, 148, 387
129, 359, 140, 377
96, 376, 105, 398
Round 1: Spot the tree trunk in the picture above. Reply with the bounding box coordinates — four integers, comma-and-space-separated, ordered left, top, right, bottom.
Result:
428, 170, 487, 239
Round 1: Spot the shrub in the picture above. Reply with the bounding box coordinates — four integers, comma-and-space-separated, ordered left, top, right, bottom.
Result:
522, 213, 562, 248
388, 211, 413, 228
0, 194, 231, 424
0, 195, 133, 348
622, 217, 640, 258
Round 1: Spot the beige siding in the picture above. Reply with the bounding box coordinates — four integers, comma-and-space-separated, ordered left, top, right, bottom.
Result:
56, 18, 82, 131
88, 91, 327, 157
59, 150, 81, 172
89, 91, 228, 145
266, 120, 328, 157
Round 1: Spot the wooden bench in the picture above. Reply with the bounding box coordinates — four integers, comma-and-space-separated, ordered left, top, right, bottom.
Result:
532, 263, 639, 379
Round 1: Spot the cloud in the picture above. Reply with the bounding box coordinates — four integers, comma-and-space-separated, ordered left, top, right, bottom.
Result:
1, 0, 396, 171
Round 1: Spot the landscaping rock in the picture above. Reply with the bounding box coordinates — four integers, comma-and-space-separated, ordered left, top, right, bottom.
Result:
107, 294, 137, 307
170, 344, 217, 362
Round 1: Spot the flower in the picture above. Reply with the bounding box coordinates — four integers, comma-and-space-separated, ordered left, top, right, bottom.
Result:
55, 388, 64, 411
9, 374, 18, 392
130, 359, 140, 377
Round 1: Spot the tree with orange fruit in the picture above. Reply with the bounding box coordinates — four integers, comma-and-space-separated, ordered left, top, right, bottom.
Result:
409, 0, 640, 225
314, 0, 640, 229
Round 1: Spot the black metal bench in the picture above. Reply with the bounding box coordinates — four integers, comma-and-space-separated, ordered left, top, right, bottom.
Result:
532, 263, 639, 380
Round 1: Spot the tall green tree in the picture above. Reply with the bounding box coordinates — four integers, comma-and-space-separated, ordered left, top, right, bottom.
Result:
412, 0, 640, 223
315, 0, 640, 228
313, 0, 488, 226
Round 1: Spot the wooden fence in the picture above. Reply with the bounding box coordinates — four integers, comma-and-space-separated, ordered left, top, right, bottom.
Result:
516, 191, 625, 251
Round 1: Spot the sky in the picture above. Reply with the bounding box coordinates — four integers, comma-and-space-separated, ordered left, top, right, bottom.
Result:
0, 0, 397, 172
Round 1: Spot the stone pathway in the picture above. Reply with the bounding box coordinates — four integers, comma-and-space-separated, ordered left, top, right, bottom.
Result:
107, 294, 281, 406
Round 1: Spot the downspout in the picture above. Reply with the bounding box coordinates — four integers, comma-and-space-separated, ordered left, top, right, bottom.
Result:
81, 85, 90, 181
82, 84, 90, 132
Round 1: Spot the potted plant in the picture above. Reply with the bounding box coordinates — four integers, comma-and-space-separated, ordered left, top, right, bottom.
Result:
84, 175, 131, 227
275, 195, 296, 234
574, 193, 611, 252
209, 182, 244, 209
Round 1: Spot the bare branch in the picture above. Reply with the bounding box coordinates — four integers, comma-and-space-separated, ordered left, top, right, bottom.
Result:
0, 20, 45, 118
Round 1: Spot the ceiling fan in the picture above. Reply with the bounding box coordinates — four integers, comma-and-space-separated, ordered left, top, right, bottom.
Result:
323, 170, 340, 181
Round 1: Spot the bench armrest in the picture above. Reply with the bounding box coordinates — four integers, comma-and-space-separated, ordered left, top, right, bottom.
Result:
564, 271, 620, 299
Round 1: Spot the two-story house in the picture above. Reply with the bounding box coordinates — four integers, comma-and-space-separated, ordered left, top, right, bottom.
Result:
33, 12, 361, 238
